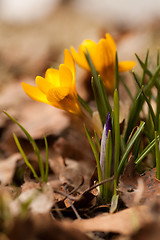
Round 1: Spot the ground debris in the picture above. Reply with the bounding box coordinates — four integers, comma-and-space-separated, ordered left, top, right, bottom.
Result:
8, 214, 92, 240
0, 153, 22, 185
119, 156, 160, 207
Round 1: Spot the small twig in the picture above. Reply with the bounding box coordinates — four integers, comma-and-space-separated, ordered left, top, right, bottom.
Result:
54, 190, 79, 201
68, 176, 84, 196
83, 175, 114, 194
54, 176, 114, 200
52, 202, 64, 219
64, 185, 81, 219
53, 176, 114, 219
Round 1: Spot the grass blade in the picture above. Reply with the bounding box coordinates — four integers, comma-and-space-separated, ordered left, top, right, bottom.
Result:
78, 94, 93, 116
120, 76, 134, 101
94, 131, 101, 153
44, 135, 49, 182
114, 89, 120, 184
133, 71, 157, 130
155, 131, 160, 179
135, 52, 152, 78
85, 51, 108, 125
118, 121, 145, 177
4, 111, 45, 181
103, 130, 112, 202
114, 52, 119, 90
84, 125, 103, 188
13, 133, 39, 182
135, 136, 158, 165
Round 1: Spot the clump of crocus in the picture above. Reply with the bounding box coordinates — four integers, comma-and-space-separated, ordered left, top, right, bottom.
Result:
71, 33, 135, 92
22, 49, 82, 116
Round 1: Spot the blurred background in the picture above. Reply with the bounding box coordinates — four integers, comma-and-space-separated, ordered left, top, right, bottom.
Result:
1, 0, 160, 155
0, 0, 160, 88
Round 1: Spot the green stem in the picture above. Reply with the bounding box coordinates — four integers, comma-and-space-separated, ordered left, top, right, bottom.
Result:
13, 133, 40, 182
114, 89, 120, 187
155, 131, 160, 179
44, 136, 49, 182
118, 121, 145, 177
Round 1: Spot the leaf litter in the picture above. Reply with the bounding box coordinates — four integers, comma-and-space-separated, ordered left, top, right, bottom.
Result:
1, 8, 160, 240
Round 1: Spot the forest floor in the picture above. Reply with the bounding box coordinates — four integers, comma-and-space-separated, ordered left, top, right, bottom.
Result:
1, 2, 160, 240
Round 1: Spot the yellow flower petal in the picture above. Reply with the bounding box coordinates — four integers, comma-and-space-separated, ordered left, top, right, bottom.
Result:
47, 87, 70, 103
105, 33, 116, 54
22, 48, 80, 115
64, 49, 75, 78
80, 39, 99, 70
47, 87, 81, 115
100, 39, 115, 66
45, 68, 60, 87
71, 33, 135, 93
21, 82, 49, 104
118, 61, 135, 72
59, 64, 73, 88
100, 66, 115, 92
70, 46, 90, 71
36, 76, 54, 94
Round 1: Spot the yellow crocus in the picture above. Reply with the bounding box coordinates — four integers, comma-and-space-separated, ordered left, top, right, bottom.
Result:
71, 33, 135, 92
22, 49, 82, 115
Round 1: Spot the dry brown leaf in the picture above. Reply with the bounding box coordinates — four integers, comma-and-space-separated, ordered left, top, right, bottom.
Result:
70, 205, 154, 236
139, 168, 160, 204
118, 156, 140, 207
119, 157, 160, 207
10, 184, 54, 215
8, 214, 92, 240
0, 153, 22, 185
130, 221, 160, 240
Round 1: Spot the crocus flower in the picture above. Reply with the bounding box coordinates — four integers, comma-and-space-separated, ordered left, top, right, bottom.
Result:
71, 33, 135, 92
22, 49, 82, 115
100, 113, 112, 179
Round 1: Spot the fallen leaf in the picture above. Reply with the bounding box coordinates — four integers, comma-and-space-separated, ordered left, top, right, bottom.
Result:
70, 205, 154, 236
0, 153, 22, 185
130, 221, 160, 240
118, 156, 140, 207
119, 158, 160, 207
10, 184, 54, 215
8, 214, 92, 240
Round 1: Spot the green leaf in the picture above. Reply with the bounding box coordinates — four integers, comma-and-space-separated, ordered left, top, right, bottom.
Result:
118, 121, 145, 177
4, 111, 45, 181
140, 50, 149, 85
94, 131, 101, 153
103, 130, 112, 202
124, 88, 143, 141
44, 135, 49, 183
99, 75, 112, 114
145, 64, 160, 94
84, 125, 103, 192
133, 71, 157, 130
120, 76, 134, 101
135, 52, 152, 78
91, 77, 107, 125
104, 130, 112, 180
135, 136, 158, 165
114, 89, 120, 184
110, 194, 119, 213
85, 50, 108, 125
114, 52, 119, 90
157, 49, 160, 66
13, 133, 39, 182
155, 131, 160, 179
78, 94, 93, 116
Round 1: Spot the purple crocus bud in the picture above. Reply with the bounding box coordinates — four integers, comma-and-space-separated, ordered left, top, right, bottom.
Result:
100, 113, 112, 179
